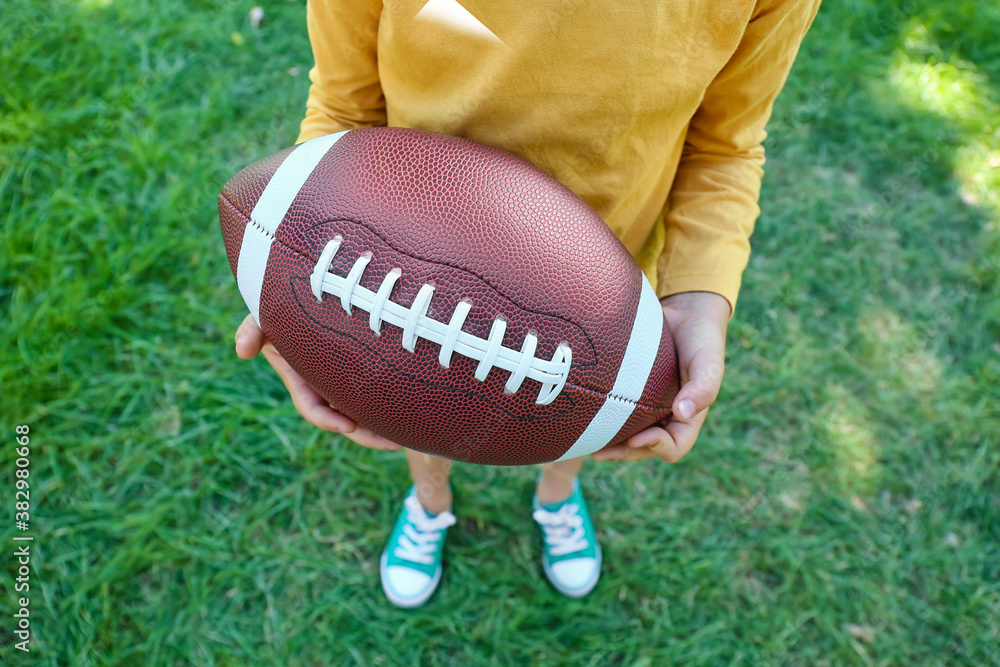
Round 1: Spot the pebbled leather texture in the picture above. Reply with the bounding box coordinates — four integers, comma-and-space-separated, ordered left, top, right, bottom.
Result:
219, 127, 679, 465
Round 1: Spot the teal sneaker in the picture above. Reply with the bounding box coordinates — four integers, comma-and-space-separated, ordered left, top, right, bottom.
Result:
380, 487, 456, 608
532, 477, 602, 598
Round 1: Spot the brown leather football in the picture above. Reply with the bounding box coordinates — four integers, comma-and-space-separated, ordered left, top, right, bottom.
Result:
219, 127, 679, 465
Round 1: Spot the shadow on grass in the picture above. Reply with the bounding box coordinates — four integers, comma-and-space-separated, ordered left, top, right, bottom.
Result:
0, 0, 998, 665
715, 2, 999, 663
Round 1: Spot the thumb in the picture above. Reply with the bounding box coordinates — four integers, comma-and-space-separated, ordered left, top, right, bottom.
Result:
673, 346, 724, 422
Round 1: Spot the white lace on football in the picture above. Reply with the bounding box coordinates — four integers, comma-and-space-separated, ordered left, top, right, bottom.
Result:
533, 503, 589, 557
394, 495, 457, 565
310, 236, 572, 404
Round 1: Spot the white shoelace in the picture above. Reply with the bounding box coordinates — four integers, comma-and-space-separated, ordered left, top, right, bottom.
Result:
533, 503, 589, 557
393, 495, 457, 565
310, 236, 572, 404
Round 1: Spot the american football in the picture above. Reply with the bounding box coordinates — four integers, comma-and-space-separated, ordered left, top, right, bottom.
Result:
219, 127, 679, 465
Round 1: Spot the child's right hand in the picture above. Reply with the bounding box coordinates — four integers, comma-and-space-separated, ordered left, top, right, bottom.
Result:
234, 314, 403, 451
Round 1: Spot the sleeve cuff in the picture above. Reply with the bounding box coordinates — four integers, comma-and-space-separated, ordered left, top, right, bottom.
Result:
656, 272, 740, 317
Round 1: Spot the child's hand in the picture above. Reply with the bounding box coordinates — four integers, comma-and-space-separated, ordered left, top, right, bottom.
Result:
234, 314, 403, 451
591, 291, 729, 464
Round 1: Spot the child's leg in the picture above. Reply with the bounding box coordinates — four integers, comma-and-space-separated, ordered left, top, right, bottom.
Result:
407, 449, 453, 514
537, 456, 585, 505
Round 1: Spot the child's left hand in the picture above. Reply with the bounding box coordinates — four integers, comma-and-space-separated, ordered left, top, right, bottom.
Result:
591, 291, 730, 464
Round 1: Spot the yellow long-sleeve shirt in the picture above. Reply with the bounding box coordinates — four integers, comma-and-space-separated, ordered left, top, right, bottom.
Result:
296, 0, 821, 311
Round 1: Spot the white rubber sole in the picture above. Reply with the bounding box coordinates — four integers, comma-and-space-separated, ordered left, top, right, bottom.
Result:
541, 543, 602, 598
379, 551, 443, 609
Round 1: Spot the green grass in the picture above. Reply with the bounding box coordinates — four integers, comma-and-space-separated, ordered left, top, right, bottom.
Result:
2, 0, 998, 664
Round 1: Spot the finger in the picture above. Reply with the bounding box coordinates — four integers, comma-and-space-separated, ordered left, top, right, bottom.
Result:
592, 407, 709, 464
658, 407, 709, 462
591, 441, 657, 462
674, 346, 724, 422
590, 426, 666, 462
620, 424, 685, 463
255, 339, 402, 450
340, 425, 403, 451
260, 344, 358, 433
235, 314, 266, 359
